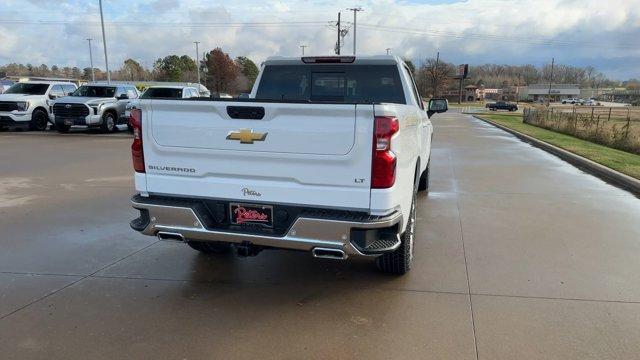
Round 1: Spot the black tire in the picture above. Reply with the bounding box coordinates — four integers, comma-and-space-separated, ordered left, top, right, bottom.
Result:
100, 112, 116, 133
29, 109, 49, 131
55, 122, 70, 133
187, 241, 232, 254
376, 189, 416, 275
418, 162, 430, 192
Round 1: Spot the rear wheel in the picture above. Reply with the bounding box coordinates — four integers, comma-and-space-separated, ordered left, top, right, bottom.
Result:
29, 109, 49, 131
187, 241, 232, 254
376, 189, 416, 275
100, 112, 116, 133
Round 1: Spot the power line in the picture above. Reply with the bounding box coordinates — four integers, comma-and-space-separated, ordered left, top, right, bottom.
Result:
357, 23, 640, 50
0, 19, 332, 28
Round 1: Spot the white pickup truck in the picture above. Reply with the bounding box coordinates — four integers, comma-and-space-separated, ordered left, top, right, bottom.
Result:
129, 55, 448, 274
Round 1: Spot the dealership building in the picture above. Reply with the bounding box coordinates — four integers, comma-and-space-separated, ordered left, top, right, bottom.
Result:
521, 84, 580, 101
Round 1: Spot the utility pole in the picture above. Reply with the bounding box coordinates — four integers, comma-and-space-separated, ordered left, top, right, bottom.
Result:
433, 51, 439, 97
300, 45, 308, 56
547, 57, 554, 106
347, 7, 363, 55
336, 12, 341, 55
193, 41, 201, 85
458, 76, 464, 105
98, 0, 110, 84
385, 48, 391, 55
86, 38, 95, 82
516, 73, 521, 104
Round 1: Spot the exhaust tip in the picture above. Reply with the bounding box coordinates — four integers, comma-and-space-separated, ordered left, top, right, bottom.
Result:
157, 231, 185, 242
312, 247, 347, 260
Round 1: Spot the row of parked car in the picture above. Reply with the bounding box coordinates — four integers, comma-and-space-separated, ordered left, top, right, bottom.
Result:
561, 98, 600, 106
0, 81, 205, 133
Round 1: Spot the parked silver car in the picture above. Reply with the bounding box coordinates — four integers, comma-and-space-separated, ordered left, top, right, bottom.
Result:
52, 83, 139, 133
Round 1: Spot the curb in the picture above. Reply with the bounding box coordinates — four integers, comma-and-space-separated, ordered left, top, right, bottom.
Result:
472, 115, 640, 196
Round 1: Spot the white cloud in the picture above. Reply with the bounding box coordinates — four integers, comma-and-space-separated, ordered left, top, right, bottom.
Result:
0, 0, 639, 78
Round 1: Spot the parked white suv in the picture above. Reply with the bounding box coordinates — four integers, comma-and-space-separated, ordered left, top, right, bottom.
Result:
129, 55, 448, 274
0, 81, 76, 130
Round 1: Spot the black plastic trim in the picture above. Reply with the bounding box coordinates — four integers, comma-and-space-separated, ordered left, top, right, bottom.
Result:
227, 106, 265, 120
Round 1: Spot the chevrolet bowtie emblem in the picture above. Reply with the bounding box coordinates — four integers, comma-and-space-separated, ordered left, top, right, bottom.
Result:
226, 129, 267, 144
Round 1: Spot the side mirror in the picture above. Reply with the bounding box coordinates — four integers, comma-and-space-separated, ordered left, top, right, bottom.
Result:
427, 98, 448, 117
49, 94, 59, 100
117, 94, 129, 100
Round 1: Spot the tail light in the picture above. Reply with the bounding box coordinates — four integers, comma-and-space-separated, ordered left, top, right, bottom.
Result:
130, 108, 145, 173
372, 116, 399, 188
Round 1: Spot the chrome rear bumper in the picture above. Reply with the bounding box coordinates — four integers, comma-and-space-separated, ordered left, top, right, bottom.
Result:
130, 195, 402, 257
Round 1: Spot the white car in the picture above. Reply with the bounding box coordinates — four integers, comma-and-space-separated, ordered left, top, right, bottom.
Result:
129, 55, 448, 274
562, 98, 580, 104
0, 81, 77, 130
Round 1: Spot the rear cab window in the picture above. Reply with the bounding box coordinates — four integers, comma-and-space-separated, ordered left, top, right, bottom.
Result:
141, 88, 183, 99
255, 64, 405, 104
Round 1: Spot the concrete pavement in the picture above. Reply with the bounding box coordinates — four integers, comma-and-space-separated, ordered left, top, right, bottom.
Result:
0, 112, 639, 359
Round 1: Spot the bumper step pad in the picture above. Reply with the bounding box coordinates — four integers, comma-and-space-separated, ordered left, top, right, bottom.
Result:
361, 233, 401, 254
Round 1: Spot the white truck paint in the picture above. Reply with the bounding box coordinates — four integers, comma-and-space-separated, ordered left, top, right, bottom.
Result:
129, 55, 448, 274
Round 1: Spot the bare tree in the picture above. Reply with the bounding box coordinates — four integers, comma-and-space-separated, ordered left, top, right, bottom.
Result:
416, 58, 455, 97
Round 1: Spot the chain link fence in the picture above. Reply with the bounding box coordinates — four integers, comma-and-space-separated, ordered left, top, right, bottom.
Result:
523, 106, 640, 154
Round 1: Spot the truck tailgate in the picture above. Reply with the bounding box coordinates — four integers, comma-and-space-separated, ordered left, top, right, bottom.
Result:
141, 100, 374, 210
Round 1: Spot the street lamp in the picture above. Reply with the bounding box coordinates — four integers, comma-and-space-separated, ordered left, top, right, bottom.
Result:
86, 38, 95, 82
193, 41, 201, 85
98, 0, 110, 83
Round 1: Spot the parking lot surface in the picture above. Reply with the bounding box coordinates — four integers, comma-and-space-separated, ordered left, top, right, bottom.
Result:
1, 112, 639, 359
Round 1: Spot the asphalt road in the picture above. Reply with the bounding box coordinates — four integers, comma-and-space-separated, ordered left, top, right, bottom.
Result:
1, 112, 639, 359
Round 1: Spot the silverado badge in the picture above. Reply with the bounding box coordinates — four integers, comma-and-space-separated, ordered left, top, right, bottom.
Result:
226, 129, 267, 144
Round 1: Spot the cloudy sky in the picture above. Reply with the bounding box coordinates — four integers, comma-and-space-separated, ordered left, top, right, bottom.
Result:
1, 0, 639, 79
